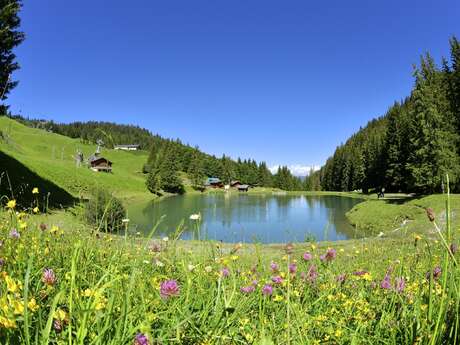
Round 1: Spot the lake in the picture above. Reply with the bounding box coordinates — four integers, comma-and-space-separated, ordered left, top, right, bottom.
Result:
127, 194, 363, 243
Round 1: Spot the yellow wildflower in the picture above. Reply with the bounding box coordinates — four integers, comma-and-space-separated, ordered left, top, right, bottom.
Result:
362, 273, 372, 281
244, 333, 254, 342
28, 298, 39, 312
54, 308, 67, 321
12, 300, 24, 315
95, 297, 107, 310
273, 295, 284, 302
0, 316, 16, 328
5, 276, 20, 293
82, 288, 94, 297
32, 187, 39, 194
6, 200, 16, 209
33, 207, 39, 214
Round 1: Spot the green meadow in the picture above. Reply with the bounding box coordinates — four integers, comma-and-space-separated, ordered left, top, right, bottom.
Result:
0, 116, 150, 202
0, 191, 459, 344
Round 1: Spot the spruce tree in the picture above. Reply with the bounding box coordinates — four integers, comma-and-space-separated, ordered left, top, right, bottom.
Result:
406, 54, 460, 192
0, 0, 24, 114
188, 152, 205, 188
160, 149, 184, 194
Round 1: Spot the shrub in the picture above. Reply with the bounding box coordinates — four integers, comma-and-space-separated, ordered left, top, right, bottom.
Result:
84, 189, 126, 232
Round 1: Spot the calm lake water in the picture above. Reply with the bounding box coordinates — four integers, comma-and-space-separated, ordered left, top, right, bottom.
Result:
128, 194, 363, 243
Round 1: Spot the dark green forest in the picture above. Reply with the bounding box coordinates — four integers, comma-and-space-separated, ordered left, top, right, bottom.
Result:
317, 37, 460, 194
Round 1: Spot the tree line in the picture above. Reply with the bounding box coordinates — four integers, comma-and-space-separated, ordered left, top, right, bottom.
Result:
318, 37, 460, 194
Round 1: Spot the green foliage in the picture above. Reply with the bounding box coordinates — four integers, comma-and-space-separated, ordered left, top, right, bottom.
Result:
187, 151, 205, 188
0, 0, 24, 114
145, 147, 184, 195
273, 166, 302, 191
145, 136, 277, 189
145, 166, 162, 195
321, 37, 460, 194
84, 188, 126, 232
159, 149, 184, 194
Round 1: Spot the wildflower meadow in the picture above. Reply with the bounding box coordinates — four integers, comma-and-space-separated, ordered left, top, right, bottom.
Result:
0, 189, 459, 344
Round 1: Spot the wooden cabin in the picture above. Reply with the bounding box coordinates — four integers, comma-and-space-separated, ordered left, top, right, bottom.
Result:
230, 180, 242, 188
237, 184, 249, 192
205, 177, 224, 188
88, 155, 113, 173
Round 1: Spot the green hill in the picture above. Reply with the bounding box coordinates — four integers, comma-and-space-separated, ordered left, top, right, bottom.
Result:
0, 116, 151, 204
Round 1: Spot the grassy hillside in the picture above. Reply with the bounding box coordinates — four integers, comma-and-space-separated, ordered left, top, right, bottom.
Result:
347, 194, 460, 236
0, 116, 151, 203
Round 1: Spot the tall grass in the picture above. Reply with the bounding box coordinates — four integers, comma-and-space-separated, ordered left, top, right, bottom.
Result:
0, 185, 459, 344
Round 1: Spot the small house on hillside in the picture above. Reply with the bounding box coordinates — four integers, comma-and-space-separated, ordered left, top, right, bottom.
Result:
114, 144, 140, 151
88, 154, 113, 173
205, 177, 223, 188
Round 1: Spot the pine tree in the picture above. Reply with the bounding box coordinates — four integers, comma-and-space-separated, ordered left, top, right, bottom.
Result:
221, 155, 234, 184
406, 54, 460, 192
449, 37, 460, 150
0, 0, 24, 114
384, 102, 410, 191
160, 148, 184, 194
257, 162, 273, 187
188, 151, 205, 188
146, 166, 162, 195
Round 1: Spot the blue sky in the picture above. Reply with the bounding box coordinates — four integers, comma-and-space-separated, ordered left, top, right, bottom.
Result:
7, 0, 460, 174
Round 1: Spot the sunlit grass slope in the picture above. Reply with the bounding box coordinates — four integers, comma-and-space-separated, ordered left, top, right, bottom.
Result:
347, 194, 460, 236
0, 116, 150, 202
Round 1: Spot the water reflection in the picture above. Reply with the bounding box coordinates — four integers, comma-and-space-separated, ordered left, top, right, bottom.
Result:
128, 194, 363, 243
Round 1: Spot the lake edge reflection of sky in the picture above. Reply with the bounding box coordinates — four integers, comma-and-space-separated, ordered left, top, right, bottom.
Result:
127, 194, 364, 244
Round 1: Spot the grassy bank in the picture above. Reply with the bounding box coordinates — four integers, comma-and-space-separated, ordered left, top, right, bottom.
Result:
346, 194, 460, 237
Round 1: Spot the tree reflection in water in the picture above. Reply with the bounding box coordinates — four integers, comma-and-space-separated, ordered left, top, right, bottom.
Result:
129, 194, 363, 243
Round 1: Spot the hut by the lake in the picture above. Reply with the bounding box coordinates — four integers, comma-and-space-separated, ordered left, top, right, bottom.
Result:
237, 184, 249, 192
205, 177, 223, 188
230, 180, 242, 188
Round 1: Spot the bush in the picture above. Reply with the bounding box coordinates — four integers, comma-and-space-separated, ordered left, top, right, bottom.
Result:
84, 189, 126, 232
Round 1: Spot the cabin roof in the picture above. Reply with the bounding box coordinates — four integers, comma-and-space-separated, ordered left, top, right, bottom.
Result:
114, 144, 140, 148
206, 177, 221, 184
88, 156, 112, 165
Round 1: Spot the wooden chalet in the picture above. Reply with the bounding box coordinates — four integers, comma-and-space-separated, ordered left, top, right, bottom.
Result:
88, 154, 113, 173
205, 177, 223, 188
230, 180, 242, 188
